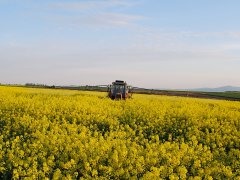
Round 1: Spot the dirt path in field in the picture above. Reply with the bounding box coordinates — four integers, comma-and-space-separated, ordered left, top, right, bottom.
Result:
136, 91, 240, 101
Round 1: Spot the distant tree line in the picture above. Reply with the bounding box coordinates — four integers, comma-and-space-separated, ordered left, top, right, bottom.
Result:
25, 83, 55, 89
24, 83, 107, 91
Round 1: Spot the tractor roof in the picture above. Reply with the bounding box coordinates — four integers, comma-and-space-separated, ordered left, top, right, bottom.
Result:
113, 80, 126, 85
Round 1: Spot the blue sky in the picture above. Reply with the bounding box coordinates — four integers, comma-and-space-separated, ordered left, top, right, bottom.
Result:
0, 0, 240, 88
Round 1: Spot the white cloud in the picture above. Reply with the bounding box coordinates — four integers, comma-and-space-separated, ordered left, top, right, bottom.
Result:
51, 0, 134, 12
54, 12, 143, 28
1, 39, 240, 88
178, 31, 240, 39
221, 43, 240, 50
48, 0, 143, 28
136, 28, 240, 41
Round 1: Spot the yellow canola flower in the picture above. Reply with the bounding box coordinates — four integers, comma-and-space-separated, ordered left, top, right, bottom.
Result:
0, 86, 239, 179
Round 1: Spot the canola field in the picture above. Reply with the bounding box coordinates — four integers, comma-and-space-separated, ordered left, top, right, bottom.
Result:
0, 86, 239, 179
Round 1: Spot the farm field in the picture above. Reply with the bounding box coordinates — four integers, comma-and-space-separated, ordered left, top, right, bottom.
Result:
0, 86, 240, 179
203, 91, 240, 99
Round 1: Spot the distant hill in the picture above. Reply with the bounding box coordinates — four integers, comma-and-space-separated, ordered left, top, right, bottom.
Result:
182, 86, 240, 92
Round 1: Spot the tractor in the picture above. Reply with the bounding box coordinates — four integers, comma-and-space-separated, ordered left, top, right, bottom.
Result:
108, 80, 132, 100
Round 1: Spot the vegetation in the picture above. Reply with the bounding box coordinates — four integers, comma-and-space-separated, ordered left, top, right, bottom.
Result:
0, 86, 239, 179
203, 91, 240, 99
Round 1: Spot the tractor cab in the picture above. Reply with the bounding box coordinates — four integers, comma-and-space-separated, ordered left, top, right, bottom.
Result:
108, 80, 131, 100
